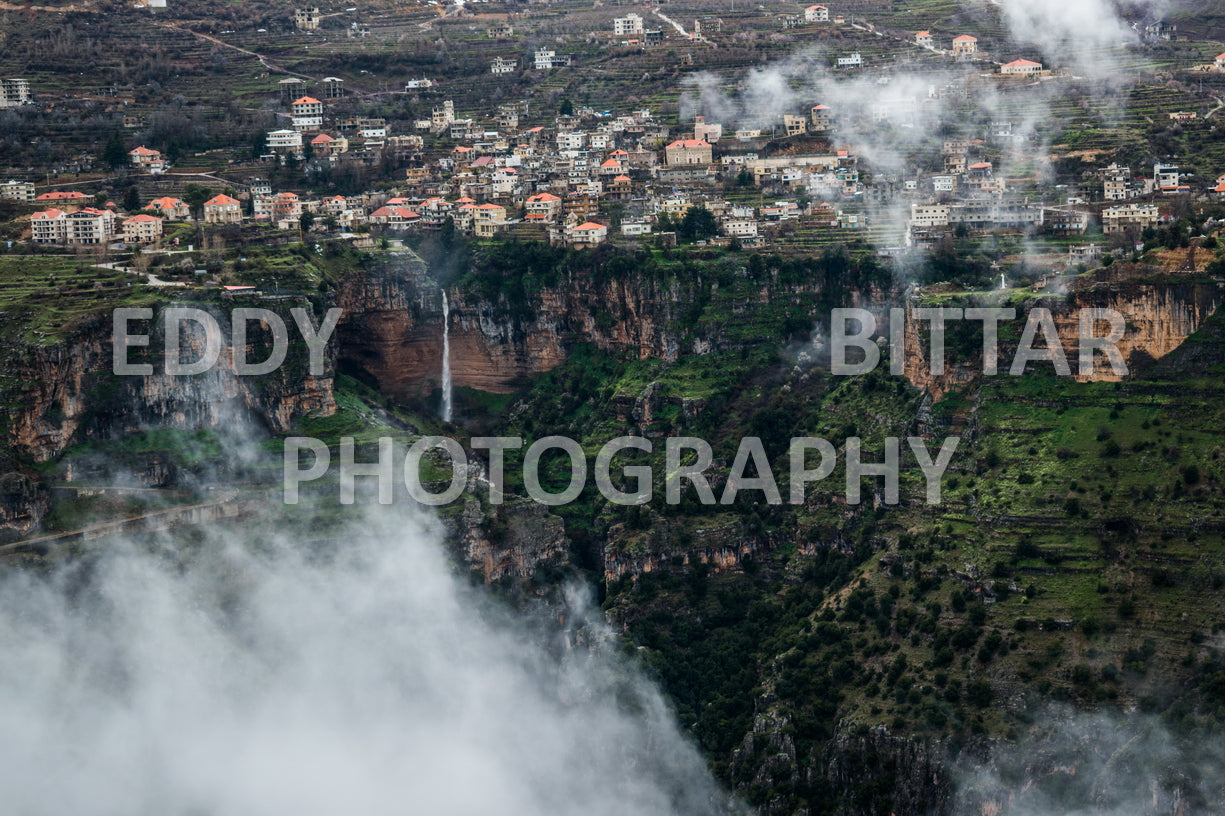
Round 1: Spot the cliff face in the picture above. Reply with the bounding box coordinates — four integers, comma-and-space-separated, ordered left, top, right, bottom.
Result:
335, 249, 694, 398
335, 248, 885, 399
901, 276, 1224, 401
1, 303, 336, 465
457, 497, 569, 582
0, 299, 337, 537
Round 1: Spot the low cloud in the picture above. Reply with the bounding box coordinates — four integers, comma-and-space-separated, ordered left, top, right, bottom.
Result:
0, 508, 733, 815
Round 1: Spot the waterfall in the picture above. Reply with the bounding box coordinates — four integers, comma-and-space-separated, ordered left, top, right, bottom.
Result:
441, 291, 453, 423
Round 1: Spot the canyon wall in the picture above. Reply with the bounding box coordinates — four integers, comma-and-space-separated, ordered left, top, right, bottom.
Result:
335, 247, 877, 400
1, 301, 336, 464
900, 272, 1224, 401
0, 298, 336, 538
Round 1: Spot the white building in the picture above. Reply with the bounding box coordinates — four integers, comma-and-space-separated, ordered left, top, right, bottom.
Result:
1000, 58, 1042, 76
1102, 203, 1159, 235
121, 214, 163, 244
0, 78, 30, 108
64, 208, 117, 245
556, 132, 587, 151
804, 5, 829, 23
291, 96, 324, 132
911, 203, 951, 228
30, 209, 67, 244
951, 35, 977, 55
568, 221, 608, 245
614, 13, 644, 36
534, 49, 571, 70
267, 129, 304, 153
1154, 163, 1181, 192
203, 194, 242, 225
0, 180, 35, 202
723, 219, 759, 238
491, 57, 517, 75
1103, 164, 1134, 201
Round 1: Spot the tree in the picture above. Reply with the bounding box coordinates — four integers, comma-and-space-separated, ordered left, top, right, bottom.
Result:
123, 185, 141, 212
299, 211, 315, 234
559, 98, 574, 116
183, 184, 212, 221
102, 132, 128, 170
679, 205, 717, 243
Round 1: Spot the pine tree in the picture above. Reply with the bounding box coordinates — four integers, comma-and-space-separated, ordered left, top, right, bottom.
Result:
102, 132, 128, 169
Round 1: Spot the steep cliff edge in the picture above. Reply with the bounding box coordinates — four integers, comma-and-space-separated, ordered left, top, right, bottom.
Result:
334, 246, 879, 400
0, 297, 337, 537
335, 247, 695, 399
901, 271, 1224, 401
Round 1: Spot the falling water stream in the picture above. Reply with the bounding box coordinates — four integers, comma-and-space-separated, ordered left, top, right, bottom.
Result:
441, 291, 453, 422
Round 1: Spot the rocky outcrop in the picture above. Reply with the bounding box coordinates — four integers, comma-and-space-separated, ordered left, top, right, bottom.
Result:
902, 273, 1224, 401
0, 298, 337, 535
457, 496, 569, 582
334, 248, 874, 400
603, 515, 763, 580
1, 302, 336, 464
335, 248, 690, 399
0, 468, 49, 542
820, 725, 952, 816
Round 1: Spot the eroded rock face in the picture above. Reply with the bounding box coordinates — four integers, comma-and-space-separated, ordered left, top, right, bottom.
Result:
0, 300, 337, 536
335, 249, 866, 399
457, 497, 569, 582
900, 275, 1224, 401
1, 304, 337, 464
335, 249, 687, 399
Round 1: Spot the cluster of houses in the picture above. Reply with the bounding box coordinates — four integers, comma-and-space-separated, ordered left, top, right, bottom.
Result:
3, 61, 1220, 254
904, 158, 1201, 247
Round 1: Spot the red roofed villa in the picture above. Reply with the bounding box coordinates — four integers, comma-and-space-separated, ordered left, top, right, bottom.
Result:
1001, 58, 1043, 76
952, 34, 978, 55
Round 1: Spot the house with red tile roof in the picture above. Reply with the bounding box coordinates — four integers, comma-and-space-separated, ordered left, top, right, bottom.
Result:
804, 5, 829, 23
525, 192, 562, 221
292, 96, 324, 132
34, 190, 89, 211
122, 213, 163, 243
665, 138, 713, 165
568, 221, 607, 245
29, 208, 67, 244
203, 194, 242, 224
148, 196, 190, 218
952, 34, 977, 55
1000, 58, 1043, 76
128, 146, 165, 172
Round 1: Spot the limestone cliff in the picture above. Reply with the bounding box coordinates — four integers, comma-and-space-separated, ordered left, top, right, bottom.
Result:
901, 271, 1224, 401
1, 302, 336, 464
335, 247, 879, 400
0, 298, 336, 536
457, 496, 569, 582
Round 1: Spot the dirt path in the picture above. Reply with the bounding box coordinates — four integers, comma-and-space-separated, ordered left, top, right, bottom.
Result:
0, 490, 265, 559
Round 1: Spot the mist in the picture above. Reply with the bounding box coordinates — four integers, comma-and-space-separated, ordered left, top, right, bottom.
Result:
0, 507, 734, 815
996, 0, 1151, 84
952, 706, 1225, 815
